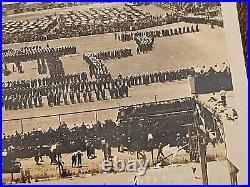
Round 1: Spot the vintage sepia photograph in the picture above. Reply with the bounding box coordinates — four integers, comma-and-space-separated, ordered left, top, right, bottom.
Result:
2, 2, 248, 185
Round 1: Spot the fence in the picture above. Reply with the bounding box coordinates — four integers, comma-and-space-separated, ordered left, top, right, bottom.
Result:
2, 106, 120, 135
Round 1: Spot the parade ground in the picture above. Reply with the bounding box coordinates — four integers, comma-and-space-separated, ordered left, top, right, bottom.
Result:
2, 22, 228, 135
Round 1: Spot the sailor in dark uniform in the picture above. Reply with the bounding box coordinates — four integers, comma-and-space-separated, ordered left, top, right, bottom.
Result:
101, 89, 106, 100
95, 90, 101, 101
63, 92, 69, 105
178, 27, 182, 35
70, 91, 75, 104
88, 91, 93, 102
196, 24, 199, 32
38, 95, 43, 107
76, 91, 82, 103
182, 26, 186, 34
83, 91, 88, 103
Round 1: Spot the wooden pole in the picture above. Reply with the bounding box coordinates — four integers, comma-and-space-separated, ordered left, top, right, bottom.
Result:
95, 112, 98, 123
199, 137, 208, 185
187, 127, 192, 161
21, 119, 24, 134
58, 115, 61, 124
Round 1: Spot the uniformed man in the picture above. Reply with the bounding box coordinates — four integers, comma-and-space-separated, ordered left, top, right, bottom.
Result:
63, 92, 69, 105
76, 92, 82, 103
70, 91, 75, 104
83, 91, 88, 103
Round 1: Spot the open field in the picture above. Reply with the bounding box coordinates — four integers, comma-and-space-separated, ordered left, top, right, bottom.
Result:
2, 143, 228, 184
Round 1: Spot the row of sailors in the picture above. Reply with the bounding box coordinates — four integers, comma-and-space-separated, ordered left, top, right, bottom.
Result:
3, 64, 228, 102
3, 62, 24, 76
92, 48, 133, 61
116, 24, 199, 42
48, 84, 129, 106
54, 13, 179, 37
3, 72, 88, 89
2, 45, 77, 64
3, 84, 129, 110
37, 59, 47, 75
3, 94, 43, 110
3, 63, 230, 96
3, 68, 192, 102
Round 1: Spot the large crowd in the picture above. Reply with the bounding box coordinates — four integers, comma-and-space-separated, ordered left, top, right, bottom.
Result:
12, 2, 84, 14
3, 3, 224, 44
118, 97, 195, 121
2, 97, 195, 160
2, 3, 230, 175
3, 16, 58, 44
3, 5, 180, 44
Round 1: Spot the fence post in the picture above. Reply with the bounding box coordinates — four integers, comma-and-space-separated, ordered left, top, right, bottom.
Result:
21, 119, 24, 134
95, 111, 98, 123
58, 115, 61, 124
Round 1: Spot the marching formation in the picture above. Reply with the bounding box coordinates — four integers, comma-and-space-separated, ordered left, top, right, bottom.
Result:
4, 64, 227, 111
116, 24, 200, 42
135, 36, 155, 54
2, 45, 77, 64
83, 53, 111, 79
90, 48, 133, 61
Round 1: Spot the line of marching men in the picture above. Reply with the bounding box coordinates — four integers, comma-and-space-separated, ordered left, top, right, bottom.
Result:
92, 48, 133, 61
2, 73, 130, 110
115, 24, 200, 42
2, 67, 195, 110
5, 63, 230, 111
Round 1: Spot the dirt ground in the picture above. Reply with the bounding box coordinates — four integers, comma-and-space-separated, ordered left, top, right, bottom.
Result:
32, 161, 230, 185
2, 143, 228, 184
